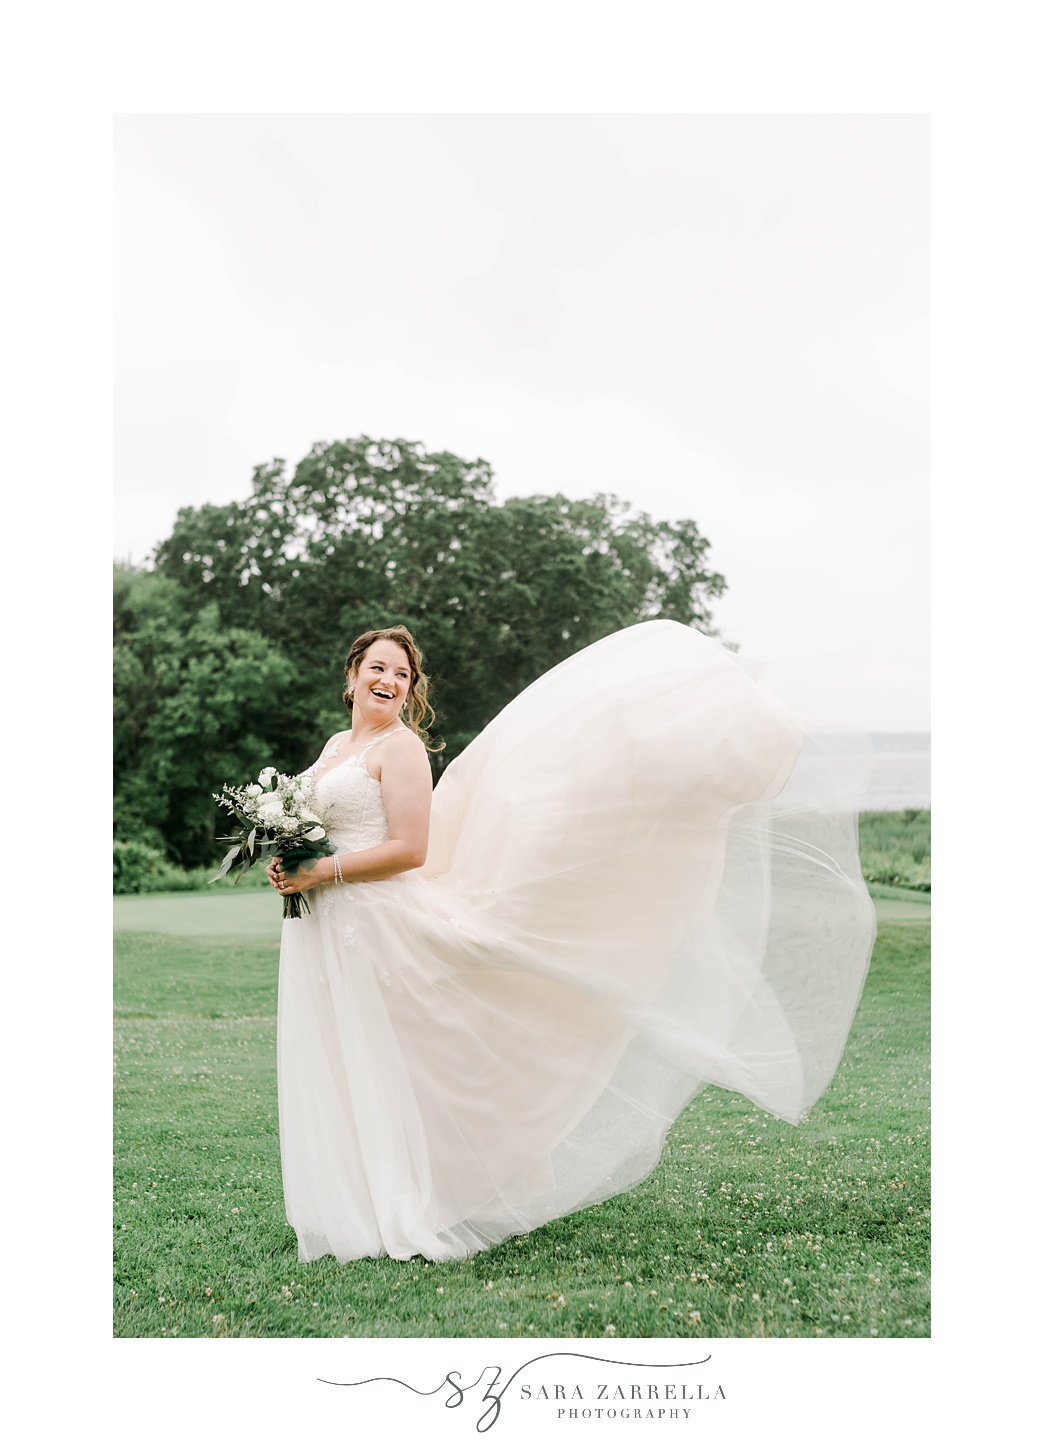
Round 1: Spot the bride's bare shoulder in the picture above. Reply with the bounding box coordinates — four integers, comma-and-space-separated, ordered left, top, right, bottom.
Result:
384, 726, 430, 758
377, 727, 432, 776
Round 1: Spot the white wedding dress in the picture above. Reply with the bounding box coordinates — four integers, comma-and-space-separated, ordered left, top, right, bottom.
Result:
276, 621, 876, 1263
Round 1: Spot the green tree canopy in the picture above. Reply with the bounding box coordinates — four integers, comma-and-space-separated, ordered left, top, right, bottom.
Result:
115, 566, 297, 864
120, 436, 727, 866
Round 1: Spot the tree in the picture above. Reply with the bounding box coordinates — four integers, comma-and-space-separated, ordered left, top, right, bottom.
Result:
114, 565, 297, 865
123, 436, 728, 864
152, 436, 726, 757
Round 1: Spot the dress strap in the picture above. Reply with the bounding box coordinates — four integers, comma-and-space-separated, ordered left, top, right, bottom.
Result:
357, 723, 409, 757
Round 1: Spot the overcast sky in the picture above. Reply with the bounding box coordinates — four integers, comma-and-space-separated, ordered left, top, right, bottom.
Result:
115, 113, 928, 731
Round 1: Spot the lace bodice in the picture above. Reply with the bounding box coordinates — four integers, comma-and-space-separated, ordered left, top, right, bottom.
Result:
303, 727, 405, 854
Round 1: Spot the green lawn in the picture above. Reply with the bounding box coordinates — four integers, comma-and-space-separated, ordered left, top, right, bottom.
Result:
114, 888, 929, 1340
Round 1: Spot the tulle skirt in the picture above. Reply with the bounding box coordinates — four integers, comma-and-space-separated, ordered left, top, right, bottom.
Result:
276, 621, 876, 1262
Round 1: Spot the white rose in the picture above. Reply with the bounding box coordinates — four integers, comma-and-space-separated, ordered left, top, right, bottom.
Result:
243, 784, 263, 798
258, 791, 281, 808
259, 803, 283, 825
304, 826, 326, 842
258, 767, 276, 787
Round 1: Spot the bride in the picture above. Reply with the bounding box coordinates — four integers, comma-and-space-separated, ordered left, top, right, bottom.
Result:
267, 622, 875, 1264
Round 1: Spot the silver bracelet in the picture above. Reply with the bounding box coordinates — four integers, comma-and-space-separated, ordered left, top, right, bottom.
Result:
332, 853, 343, 886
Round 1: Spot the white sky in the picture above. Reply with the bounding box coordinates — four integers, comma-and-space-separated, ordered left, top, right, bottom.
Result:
115, 113, 928, 730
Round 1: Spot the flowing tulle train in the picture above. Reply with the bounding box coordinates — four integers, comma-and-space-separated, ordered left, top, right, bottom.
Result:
276, 621, 876, 1261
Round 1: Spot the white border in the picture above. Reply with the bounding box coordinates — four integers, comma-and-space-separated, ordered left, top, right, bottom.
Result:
13, 0, 1038, 1440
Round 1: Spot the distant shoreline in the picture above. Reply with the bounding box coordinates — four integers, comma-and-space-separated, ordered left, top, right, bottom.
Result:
861, 747, 930, 811
868, 733, 931, 753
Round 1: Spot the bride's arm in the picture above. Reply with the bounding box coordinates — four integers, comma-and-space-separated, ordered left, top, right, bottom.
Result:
338, 731, 432, 881
275, 732, 432, 893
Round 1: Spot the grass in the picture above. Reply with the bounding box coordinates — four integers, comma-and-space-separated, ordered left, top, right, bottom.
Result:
114, 886, 929, 1340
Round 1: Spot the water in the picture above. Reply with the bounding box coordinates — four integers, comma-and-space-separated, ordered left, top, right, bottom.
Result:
861, 733, 930, 811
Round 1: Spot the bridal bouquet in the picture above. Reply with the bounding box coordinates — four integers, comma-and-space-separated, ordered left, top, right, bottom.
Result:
211, 766, 335, 919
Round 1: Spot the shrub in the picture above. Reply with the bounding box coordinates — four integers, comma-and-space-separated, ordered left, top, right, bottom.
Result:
113, 839, 167, 895
113, 839, 272, 895
858, 810, 931, 893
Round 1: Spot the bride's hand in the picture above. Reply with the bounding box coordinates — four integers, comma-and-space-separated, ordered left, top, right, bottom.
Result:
268, 856, 327, 896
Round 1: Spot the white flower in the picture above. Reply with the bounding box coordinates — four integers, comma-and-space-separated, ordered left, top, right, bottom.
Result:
258, 767, 276, 786
304, 826, 326, 842
258, 790, 281, 808
244, 784, 263, 797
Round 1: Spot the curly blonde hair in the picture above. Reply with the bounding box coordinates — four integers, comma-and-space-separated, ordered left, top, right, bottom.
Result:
342, 625, 442, 751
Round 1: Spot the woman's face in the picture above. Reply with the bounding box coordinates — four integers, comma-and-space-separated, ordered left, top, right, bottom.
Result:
351, 640, 412, 721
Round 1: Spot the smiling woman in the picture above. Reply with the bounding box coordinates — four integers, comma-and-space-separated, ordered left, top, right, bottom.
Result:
269, 620, 876, 1264
268, 629, 436, 897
